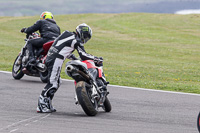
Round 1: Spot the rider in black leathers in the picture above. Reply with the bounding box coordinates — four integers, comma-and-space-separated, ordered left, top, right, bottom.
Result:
37, 23, 103, 113
19, 11, 60, 63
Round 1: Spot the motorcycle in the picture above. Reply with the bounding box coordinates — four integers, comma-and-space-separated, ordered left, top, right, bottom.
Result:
12, 32, 54, 83
65, 59, 112, 116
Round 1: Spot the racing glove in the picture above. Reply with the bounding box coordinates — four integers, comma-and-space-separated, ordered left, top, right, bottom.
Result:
21, 27, 26, 33
94, 57, 103, 66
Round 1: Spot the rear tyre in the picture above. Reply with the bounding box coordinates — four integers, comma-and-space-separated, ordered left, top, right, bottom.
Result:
39, 70, 48, 83
76, 81, 98, 116
197, 112, 200, 132
12, 55, 24, 80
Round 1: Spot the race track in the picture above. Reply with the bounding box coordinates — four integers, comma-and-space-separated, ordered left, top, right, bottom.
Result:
0, 71, 199, 133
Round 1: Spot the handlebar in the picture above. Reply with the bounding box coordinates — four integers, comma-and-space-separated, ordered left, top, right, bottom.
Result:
23, 32, 40, 40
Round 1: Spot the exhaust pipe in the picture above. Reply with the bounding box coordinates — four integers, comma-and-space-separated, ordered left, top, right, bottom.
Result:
65, 65, 90, 80
65, 65, 77, 77
66, 65, 75, 72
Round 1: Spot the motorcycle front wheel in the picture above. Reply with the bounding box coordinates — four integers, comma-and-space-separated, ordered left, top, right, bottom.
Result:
12, 55, 24, 79
76, 81, 98, 116
103, 97, 112, 112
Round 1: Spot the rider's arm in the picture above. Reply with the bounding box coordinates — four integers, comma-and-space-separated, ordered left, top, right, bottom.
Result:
67, 53, 78, 60
75, 43, 95, 61
24, 20, 41, 34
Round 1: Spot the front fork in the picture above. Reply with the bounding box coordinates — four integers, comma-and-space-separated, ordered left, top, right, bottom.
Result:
19, 41, 28, 60
91, 80, 108, 107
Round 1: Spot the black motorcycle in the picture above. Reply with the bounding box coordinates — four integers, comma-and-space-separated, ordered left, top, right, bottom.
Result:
65, 59, 112, 116
12, 33, 53, 83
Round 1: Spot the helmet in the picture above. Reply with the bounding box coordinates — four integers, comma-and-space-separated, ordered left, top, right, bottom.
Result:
40, 11, 53, 20
76, 23, 92, 44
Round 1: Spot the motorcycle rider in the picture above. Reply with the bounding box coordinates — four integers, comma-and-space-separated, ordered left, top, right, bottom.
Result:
37, 23, 103, 113
19, 11, 61, 64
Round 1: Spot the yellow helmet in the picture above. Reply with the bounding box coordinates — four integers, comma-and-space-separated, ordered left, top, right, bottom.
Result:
40, 11, 53, 20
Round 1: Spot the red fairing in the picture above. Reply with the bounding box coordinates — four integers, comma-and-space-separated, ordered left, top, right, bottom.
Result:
82, 60, 96, 69
82, 60, 102, 78
42, 41, 54, 55
98, 68, 102, 78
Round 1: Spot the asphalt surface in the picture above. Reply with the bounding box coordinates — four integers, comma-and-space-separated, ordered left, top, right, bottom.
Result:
0, 71, 199, 133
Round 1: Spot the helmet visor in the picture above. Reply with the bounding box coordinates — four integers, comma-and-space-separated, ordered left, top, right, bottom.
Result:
83, 32, 91, 43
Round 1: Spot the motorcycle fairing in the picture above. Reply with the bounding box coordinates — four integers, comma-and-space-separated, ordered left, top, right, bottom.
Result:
82, 60, 96, 69
42, 40, 54, 55
82, 60, 103, 78
66, 60, 88, 70
97, 68, 102, 78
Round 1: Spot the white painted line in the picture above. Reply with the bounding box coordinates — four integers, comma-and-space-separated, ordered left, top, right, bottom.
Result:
109, 84, 200, 96
61, 78, 74, 82
40, 114, 51, 119
1, 70, 200, 96
9, 128, 18, 133
33, 120, 38, 123
0, 116, 39, 131
0, 70, 11, 74
0, 114, 51, 132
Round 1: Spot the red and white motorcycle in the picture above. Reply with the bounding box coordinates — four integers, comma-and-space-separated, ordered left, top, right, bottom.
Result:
12, 33, 54, 83
65, 59, 112, 116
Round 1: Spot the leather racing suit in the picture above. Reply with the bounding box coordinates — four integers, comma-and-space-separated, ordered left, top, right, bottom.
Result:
41, 30, 96, 99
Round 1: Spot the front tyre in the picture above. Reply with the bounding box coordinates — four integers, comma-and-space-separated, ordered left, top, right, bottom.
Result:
76, 81, 98, 116
103, 97, 112, 112
12, 55, 24, 79
39, 70, 48, 83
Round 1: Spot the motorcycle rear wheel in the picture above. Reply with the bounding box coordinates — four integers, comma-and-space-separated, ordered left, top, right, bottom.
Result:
12, 55, 24, 79
76, 81, 98, 116
197, 112, 200, 132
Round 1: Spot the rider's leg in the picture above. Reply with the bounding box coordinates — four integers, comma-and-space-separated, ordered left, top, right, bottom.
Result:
26, 43, 35, 62
37, 58, 63, 113
27, 38, 49, 63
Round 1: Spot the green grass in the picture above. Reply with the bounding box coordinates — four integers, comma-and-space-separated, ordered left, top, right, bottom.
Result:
0, 13, 200, 93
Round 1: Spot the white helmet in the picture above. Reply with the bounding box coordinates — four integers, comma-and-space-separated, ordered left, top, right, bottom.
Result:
76, 23, 92, 44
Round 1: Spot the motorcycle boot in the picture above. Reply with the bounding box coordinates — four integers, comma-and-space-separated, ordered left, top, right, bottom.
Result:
28, 53, 36, 65
37, 95, 56, 113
